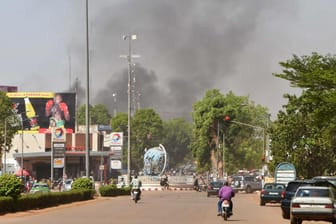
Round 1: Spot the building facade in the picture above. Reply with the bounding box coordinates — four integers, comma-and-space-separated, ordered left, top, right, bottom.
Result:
2, 125, 123, 183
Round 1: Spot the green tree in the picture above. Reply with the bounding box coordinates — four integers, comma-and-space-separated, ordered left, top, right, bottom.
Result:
72, 177, 93, 190
77, 104, 111, 125
110, 112, 128, 133
77, 104, 93, 125
270, 53, 336, 177
131, 109, 163, 173
91, 104, 111, 125
191, 89, 269, 175
0, 174, 22, 199
0, 92, 21, 167
161, 118, 192, 169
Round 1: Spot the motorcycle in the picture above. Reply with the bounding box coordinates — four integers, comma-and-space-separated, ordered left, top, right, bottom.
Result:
221, 200, 232, 221
160, 178, 169, 190
131, 189, 141, 203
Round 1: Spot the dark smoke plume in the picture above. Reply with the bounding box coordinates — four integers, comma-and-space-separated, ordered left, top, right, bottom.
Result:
72, 0, 290, 119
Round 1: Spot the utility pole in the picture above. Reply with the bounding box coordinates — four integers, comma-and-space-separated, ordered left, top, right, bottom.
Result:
4, 119, 7, 174
120, 34, 140, 185
112, 93, 117, 117
216, 120, 219, 178
85, 0, 90, 178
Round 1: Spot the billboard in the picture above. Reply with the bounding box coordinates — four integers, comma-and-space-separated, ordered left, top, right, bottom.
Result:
7, 92, 76, 133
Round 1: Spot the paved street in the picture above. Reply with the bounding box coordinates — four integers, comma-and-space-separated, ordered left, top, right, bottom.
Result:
0, 190, 324, 224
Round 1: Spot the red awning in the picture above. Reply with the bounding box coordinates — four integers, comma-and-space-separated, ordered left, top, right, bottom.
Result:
15, 169, 30, 176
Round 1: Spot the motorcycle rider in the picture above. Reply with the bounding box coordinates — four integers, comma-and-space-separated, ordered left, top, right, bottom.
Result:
217, 181, 235, 216
193, 176, 199, 191
130, 175, 142, 199
160, 174, 169, 188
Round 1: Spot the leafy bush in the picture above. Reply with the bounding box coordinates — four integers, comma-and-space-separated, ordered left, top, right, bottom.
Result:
0, 189, 95, 214
0, 174, 22, 199
0, 196, 15, 213
99, 184, 131, 197
72, 177, 93, 190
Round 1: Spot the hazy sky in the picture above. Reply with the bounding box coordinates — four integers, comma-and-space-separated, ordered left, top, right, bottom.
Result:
1, 0, 335, 120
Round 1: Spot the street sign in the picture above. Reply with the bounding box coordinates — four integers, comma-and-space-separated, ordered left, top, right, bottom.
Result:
111, 132, 123, 146
275, 162, 296, 185
52, 127, 66, 142
53, 142, 65, 158
110, 160, 122, 169
54, 158, 64, 168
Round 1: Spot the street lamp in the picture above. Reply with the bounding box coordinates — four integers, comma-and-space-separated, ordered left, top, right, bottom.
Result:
3, 118, 8, 174
20, 120, 24, 178
112, 93, 117, 117
85, 0, 90, 178
121, 34, 140, 184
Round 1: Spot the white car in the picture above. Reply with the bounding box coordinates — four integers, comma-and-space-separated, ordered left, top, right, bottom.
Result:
290, 186, 336, 224
63, 179, 73, 191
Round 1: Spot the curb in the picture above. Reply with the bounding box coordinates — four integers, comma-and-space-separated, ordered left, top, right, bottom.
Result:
141, 187, 193, 191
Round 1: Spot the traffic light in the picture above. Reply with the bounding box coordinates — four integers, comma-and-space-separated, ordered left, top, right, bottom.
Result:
224, 115, 230, 122
223, 115, 231, 127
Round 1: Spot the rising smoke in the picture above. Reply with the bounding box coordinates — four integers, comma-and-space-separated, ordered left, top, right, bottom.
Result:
71, 0, 292, 120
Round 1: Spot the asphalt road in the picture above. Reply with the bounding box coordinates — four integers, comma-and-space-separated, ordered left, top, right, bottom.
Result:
0, 190, 324, 224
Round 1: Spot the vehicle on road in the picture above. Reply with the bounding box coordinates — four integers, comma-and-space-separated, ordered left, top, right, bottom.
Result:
160, 176, 169, 190
29, 182, 50, 194
259, 182, 285, 206
131, 189, 141, 203
63, 179, 73, 191
231, 175, 262, 193
281, 179, 335, 219
290, 186, 336, 224
207, 181, 224, 197
221, 199, 232, 221
313, 176, 336, 186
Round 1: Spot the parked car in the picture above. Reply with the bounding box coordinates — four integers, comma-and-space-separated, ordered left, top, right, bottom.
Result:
206, 181, 224, 197
63, 179, 73, 191
313, 176, 336, 186
260, 183, 285, 206
281, 179, 334, 219
290, 186, 336, 224
29, 182, 50, 194
231, 175, 262, 193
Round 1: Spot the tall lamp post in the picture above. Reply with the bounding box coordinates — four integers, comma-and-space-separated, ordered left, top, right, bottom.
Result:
3, 118, 7, 174
121, 34, 139, 184
21, 119, 24, 178
112, 93, 117, 117
85, 0, 90, 178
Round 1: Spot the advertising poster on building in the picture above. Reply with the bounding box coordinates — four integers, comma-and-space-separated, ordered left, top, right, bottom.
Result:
7, 92, 76, 133
110, 132, 123, 146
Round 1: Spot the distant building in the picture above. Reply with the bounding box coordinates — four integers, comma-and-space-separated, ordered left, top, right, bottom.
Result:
1, 91, 123, 182
3, 125, 122, 182
0, 85, 18, 92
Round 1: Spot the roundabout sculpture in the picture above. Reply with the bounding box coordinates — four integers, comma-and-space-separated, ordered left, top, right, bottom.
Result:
143, 144, 167, 176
